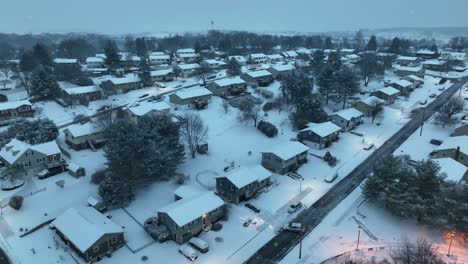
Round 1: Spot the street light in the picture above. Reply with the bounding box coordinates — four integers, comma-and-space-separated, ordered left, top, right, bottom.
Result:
356, 226, 362, 250
447, 231, 455, 257
299, 177, 304, 193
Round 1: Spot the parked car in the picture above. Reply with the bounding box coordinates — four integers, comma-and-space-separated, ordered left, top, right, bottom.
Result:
245, 203, 260, 213
288, 201, 303, 214
325, 171, 339, 183
283, 222, 302, 233
37, 166, 64, 179
429, 93, 436, 98
155, 82, 166, 88
363, 143, 375, 150
179, 245, 198, 261
430, 139, 443, 145
419, 99, 427, 105
189, 237, 209, 253
138, 93, 149, 99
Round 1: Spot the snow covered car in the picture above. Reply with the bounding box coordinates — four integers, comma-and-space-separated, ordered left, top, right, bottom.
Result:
189, 237, 209, 253
288, 201, 303, 214
429, 93, 436, 98
283, 222, 302, 233
325, 171, 339, 183
155, 82, 166, 88
179, 245, 198, 261
363, 143, 375, 150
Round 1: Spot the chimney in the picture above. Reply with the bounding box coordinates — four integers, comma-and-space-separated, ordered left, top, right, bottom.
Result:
455, 146, 460, 161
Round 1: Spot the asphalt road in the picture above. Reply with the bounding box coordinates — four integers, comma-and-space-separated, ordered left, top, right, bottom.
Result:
245, 78, 468, 264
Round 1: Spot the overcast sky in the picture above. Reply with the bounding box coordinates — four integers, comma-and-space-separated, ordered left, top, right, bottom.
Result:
1, 0, 467, 34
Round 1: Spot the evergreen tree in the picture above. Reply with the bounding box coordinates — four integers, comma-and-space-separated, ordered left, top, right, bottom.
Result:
290, 96, 327, 129
104, 40, 121, 71
99, 173, 134, 208
389, 37, 402, 54
139, 57, 152, 87
430, 44, 439, 55
333, 67, 360, 109
310, 50, 326, 76
324, 37, 333, 49
135, 37, 148, 57
32, 43, 53, 67
0, 118, 58, 147
366, 35, 378, 51
19, 51, 37, 72
327, 51, 342, 71
30, 65, 60, 100
317, 65, 334, 105
226, 58, 241, 76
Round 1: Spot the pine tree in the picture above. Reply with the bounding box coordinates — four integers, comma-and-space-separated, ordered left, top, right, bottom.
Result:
99, 173, 135, 208
333, 67, 360, 109
135, 37, 148, 57
317, 65, 334, 105
366, 35, 378, 51
30, 65, 60, 100
327, 51, 342, 71
32, 43, 53, 67
104, 40, 121, 72
310, 50, 326, 76
226, 58, 241, 76
389, 37, 402, 54
139, 57, 152, 87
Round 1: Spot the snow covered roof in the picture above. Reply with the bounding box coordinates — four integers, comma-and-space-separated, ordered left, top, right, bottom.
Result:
305, 121, 341, 137
422, 59, 447, 66
416, 49, 436, 55
68, 162, 82, 173
397, 56, 418, 61
378, 87, 400, 96
282, 51, 298, 57
150, 69, 173, 77
250, 53, 267, 59
332, 108, 364, 121
177, 48, 195, 54
245, 70, 272, 78
213, 77, 245, 87
269, 64, 294, 72
65, 123, 103, 137
150, 51, 166, 56
85, 57, 104, 63
341, 48, 356, 53
179, 53, 199, 58
434, 158, 467, 183
53, 207, 122, 252
404, 75, 424, 82
173, 87, 212, 100
436, 136, 468, 154
204, 59, 226, 65
149, 54, 170, 60
176, 63, 201, 70
393, 64, 424, 72
228, 56, 247, 63
128, 101, 170, 116
157, 192, 224, 227
106, 75, 140, 85
174, 185, 204, 200
267, 54, 284, 60
223, 168, 259, 189
0, 139, 61, 165
392, 79, 413, 88
54, 58, 78, 64
63, 86, 99, 95
250, 165, 272, 182
359, 96, 384, 106
0, 99, 31, 111
265, 141, 309, 160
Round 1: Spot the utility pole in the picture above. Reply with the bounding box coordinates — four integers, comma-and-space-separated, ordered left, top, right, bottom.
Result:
299, 226, 304, 259
210, 20, 214, 31
419, 108, 425, 136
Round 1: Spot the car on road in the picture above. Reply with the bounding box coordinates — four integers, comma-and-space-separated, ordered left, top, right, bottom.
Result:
155, 82, 166, 88
419, 99, 427, 105
429, 93, 436, 98
363, 143, 375, 150
325, 171, 339, 183
179, 245, 198, 261
175, 84, 183, 88
288, 201, 303, 214
438, 87, 445, 91
283, 222, 302, 233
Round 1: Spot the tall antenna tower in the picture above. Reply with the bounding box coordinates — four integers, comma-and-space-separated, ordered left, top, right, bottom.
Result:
211, 20, 214, 31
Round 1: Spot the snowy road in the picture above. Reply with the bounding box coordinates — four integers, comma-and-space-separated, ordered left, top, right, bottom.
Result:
244, 76, 468, 264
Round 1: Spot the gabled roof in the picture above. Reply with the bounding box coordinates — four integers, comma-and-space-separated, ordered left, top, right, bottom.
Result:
62, 86, 99, 95
85, 57, 104, 63
228, 56, 247, 63
267, 54, 284, 60
176, 63, 201, 70
128, 101, 170, 116
150, 69, 173, 77
416, 49, 436, 55
54, 58, 78, 64
65, 123, 103, 137
392, 80, 413, 88
244, 70, 272, 78
359, 96, 384, 106
436, 136, 468, 154
223, 168, 259, 189
397, 56, 418, 61
434, 158, 467, 183
173, 87, 212, 100
174, 185, 205, 200
157, 192, 224, 227
422, 59, 447, 66
0, 139, 61, 165
303, 121, 341, 137
265, 141, 309, 160
393, 65, 424, 72
53, 207, 122, 252
404, 75, 424, 82
106, 75, 140, 85
378, 87, 400, 96
250, 53, 267, 59
149, 54, 170, 60
0, 100, 32, 111
282, 51, 298, 57
213, 77, 245, 87
331, 108, 364, 121
269, 64, 294, 72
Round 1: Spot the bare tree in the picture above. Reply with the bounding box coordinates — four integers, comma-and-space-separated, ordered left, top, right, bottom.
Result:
369, 98, 383, 124
0, 68, 11, 89
180, 113, 208, 158
391, 238, 444, 264
238, 101, 261, 127
94, 106, 126, 130
197, 64, 213, 86
436, 97, 464, 127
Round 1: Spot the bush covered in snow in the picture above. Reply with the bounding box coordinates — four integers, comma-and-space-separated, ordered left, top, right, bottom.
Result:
9, 195, 23, 210
0, 118, 58, 147
323, 151, 337, 167
90, 169, 108, 185
257, 120, 278, 138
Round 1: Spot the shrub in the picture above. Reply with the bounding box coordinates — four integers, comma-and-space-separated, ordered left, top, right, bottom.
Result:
141, 256, 148, 261
9, 195, 23, 210
263, 101, 280, 112
257, 120, 278, 138
323, 151, 337, 167
91, 169, 108, 184
0, 94, 7, 102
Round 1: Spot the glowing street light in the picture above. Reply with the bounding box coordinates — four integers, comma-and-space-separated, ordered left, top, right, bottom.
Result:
447, 231, 455, 257
356, 226, 362, 250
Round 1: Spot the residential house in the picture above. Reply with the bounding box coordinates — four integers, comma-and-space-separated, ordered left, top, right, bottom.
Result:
422, 59, 449, 72
241, 70, 274, 87
100, 75, 141, 95
261, 141, 309, 174
207, 77, 246, 96
431, 136, 468, 166
64, 123, 105, 151
0, 100, 34, 120
440, 52, 467, 67
169, 87, 213, 107
415, 49, 438, 59
174, 185, 205, 201
330, 108, 364, 132
401, 75, 424, 88
174, 63, 201, 78
150, 69, 175, 82
54, 58, 80, 69
393, 65, 425, 78
267, 54, 284, 62
452, 123, 468, 137
126, 101, 170, 121
227, 56, 247, 66
267, 64, 295, 78
389, 79, 414, 96
201, 59, 227, 70
176, 49, 199, 63
396, 56, 420, 66
371, 87, 400, 104
376, 52, 397, 63
52, 207, 125, 263
352, 96, 384, 117
85, 57, 104, 68
157, 192, 225, 244
149, 54, 171, 65
61, 86, 102, 106
340, 49, 356, 55
433, 158, 467, 184
281, 50, 298, 59
298, 122, 341, 149
247, 53, 268, 64
216, 165, 272, 204
0, 139, 63, 171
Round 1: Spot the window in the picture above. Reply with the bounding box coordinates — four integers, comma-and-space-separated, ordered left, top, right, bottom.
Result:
93, 245, 99, 252
111, 236, 118, 244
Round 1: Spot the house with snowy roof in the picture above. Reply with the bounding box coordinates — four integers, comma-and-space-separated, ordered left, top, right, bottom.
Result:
247, 53, 268, 64
227, 55, 247, 66
433, 158, 467, 184
52, 207, 125, 263
216, 165, 272, 204
61, 85, 102, 106
85, 57, 104, 68
393, 64, 425, 78
452, 122, 468, 137
388, 79, 414, 96
174, 63, 201, 78
352, 96, 384, 117
100, 75, 141, 95
396, 56, 420, 67
282, 50, 298, 59
149, 54, 170, 65
125, 101, 170, 121
150, 69, 175, 82
261, 141, 309, 174
241, 70, 273, 87
415, 49, 438, 59
157, 192, 225, 244
329, 108, 364, 132
422, 59, 449, 72
298, 121, 341, 149
371, 87, 400, 105
201, 59, 227, 70
267, 64, 295, 78
431, 136, 468, 166
207, 76, 246, 96
64, 123, 105, 151
401, 75, 424, 88
169, 86, 213, 108
0, 139, 62, 170
0, 99, 34, 120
